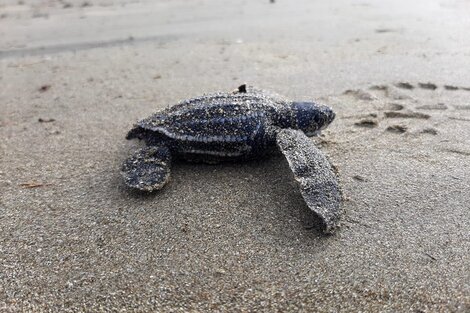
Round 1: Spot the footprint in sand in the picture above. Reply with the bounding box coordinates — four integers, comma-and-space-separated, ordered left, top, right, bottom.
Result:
416, 103, 448, 110
341, 81, 470, 136
393, 81, 470, 91
420, 128, 438, 135
417, 82, 438, 90
383, 111, 430, 119
386, 103, 405, 111
342, 89, 376, 101
370, 84, 414, 100
385, 125, 407, 134
354, 119, 378, 128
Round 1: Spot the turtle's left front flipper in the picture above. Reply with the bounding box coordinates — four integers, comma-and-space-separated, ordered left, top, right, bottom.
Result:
276, 129, 342, 233
121, 145, 172, 192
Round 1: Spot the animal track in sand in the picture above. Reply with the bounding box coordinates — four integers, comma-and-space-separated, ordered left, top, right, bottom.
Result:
394, 82, 414, 90
343, 113, 378, 119
449, 116, 470, 122
342, 89, 376, 101
370, 84, 414, 100
384, 111, 430, 119
386, 125, 407, 134
340, 81, 470, 136
394, 81, 470, 92
420, 128, 438, 135
386, 103, 404, 111
418, 82, 438, 90
354, 119, 378, 128
416, 104, 448, 110
444, 148, 470, 156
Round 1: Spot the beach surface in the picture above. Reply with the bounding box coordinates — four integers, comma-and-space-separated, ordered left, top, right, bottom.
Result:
1, 0, 469, 311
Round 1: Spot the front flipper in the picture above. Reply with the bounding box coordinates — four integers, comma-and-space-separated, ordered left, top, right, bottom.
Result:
121, 146, 172, 192
276, 129, 342, 233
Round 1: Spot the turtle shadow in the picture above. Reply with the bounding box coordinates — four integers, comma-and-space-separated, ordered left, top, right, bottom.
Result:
116, 151, 331, 240
255, 155, 330, 238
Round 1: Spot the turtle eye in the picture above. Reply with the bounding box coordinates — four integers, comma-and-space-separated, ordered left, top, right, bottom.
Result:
312, 104, 335, 130
323, 106, 335, 125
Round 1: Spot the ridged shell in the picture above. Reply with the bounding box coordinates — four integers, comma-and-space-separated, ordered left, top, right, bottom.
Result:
129, 87, 289, 157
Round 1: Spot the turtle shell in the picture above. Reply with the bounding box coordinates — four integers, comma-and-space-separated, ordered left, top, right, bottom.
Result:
127, 89, 285, 159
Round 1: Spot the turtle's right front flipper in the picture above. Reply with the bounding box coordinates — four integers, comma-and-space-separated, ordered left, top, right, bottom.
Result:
276, 129, 342, 234
121, 146, 172, 192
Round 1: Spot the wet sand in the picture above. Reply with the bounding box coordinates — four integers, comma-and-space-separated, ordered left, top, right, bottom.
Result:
1, 0, 469, 311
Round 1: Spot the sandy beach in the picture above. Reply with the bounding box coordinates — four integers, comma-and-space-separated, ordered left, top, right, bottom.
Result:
1, 0, 469, 311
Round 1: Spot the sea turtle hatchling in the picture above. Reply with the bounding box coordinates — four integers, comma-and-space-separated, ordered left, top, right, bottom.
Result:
122, 85, 342, 233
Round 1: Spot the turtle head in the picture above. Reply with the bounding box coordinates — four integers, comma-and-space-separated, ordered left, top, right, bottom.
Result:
288, 101, 335, 136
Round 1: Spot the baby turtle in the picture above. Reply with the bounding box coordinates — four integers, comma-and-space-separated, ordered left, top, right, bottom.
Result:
122, 85, 342, 233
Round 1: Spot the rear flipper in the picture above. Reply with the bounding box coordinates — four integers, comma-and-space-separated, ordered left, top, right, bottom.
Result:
276, 129, 342, 234
121, 146, 172, 192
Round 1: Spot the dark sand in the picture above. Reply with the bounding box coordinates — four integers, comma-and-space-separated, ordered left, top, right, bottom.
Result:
1, 0, 469, 311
